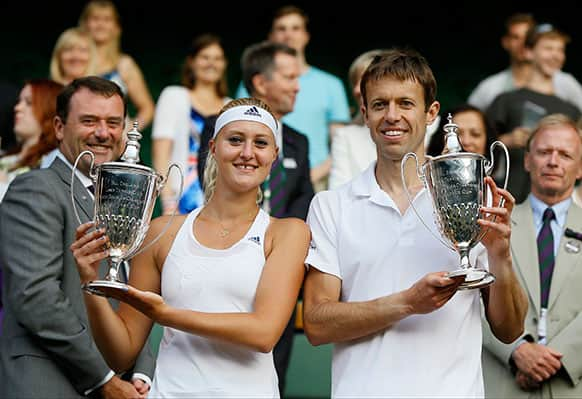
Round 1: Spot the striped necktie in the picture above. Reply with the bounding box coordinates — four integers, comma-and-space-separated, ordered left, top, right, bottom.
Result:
537, 208, 555, 308
264, 157, 286, 217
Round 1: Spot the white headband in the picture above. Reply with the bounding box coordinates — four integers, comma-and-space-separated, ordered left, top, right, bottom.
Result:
213, 105, 278, 140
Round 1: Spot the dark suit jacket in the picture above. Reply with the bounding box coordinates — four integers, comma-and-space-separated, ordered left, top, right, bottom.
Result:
0, 157, 155, 398
198, 116, 314, 220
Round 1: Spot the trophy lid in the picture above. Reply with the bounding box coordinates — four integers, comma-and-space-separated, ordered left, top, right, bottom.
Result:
441, 113, 463, 154
120, 121, 142, 164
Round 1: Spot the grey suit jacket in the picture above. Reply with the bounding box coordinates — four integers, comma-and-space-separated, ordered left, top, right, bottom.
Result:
482, 199, 582, 398
0, 158, 155, 398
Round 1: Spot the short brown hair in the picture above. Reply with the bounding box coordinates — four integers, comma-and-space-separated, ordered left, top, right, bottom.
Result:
360, 47, 437, 111
525, 23, 570, 48
272, 5, 309, 29
56, 76, 126, 123
505, 13, 536, 33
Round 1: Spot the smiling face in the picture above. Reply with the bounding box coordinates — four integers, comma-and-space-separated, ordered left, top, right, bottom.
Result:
55, 87, 125, 175
84, 4, 120, 45
210, 120, 278, 194
525, 124, 582, 204
189, 43, 227, 86
528, 36, 566, 78
453, 110, 488, 155
362, 76, 439, 164
13, 84, 42, 146
59, 37, 92, 83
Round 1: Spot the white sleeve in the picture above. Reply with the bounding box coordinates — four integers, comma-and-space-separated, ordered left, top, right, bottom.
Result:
305, 191, 342, 279
151, 87, 182, 140
328, 127, 350, 190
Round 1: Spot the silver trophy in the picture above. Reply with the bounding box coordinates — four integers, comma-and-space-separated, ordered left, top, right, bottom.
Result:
401, 114, 509, 290
72, 121, 183, 296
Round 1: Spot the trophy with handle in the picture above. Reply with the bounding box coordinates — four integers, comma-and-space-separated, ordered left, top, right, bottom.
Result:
71, 121, 183, 296
401, 114, 509, 290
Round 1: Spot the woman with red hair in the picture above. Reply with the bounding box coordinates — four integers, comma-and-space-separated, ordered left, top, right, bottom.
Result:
0, 79, 63, 201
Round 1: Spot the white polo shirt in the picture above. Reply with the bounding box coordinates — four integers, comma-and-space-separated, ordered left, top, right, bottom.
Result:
306, 162, 488, 398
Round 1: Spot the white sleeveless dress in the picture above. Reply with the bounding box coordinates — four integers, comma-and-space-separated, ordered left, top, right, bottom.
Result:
149, 207, 279, 398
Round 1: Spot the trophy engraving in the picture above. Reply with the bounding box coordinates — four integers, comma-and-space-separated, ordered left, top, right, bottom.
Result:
72, 121, 183, 296
402, 114, 509, 290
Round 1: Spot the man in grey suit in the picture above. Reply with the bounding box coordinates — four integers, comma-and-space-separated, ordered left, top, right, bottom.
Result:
482, 113, 582, 398
0, 77, 154, 398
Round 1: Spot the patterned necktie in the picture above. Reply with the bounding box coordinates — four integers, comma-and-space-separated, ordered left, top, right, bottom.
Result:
537, 208, 555, 308
266, 157, 286, 217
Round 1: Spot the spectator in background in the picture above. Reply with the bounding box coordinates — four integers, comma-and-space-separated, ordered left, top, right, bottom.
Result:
236, 5, 351, 192
486, 23, 581, 203
469, 13, 582, 113
0, 79, 63, 201
79, 0, 155, 130
482, 114, 582, 398
329, 49, 386, 189
152, 33, 230, 215
468, 13, 536, 111
0, 81, 20, 154
427, 103, 498, 158
49, 27, 97, 85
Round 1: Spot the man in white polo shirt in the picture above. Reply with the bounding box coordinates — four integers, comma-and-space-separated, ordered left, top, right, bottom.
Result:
302, 48, 528, 398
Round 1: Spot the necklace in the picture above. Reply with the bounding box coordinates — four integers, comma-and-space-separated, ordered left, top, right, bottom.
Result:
218, 222, 231, 238
206, 208, 258, 239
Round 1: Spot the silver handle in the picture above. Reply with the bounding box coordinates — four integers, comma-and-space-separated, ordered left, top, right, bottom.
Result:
130, 163, 184, 258
401, 153, 455, 251
71, 150, 96, 226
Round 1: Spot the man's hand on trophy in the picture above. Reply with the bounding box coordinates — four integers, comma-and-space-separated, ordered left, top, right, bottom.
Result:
403, 271, 464, 315
478, 176, 515, 260
70, 221, 110, 285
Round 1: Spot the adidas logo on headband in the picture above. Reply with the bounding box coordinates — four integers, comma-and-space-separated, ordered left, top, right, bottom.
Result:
243, 106, 262, 117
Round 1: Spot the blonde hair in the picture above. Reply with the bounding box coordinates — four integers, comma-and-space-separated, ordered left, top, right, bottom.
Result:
49, 27, 97, 84
527, 113, 582, 151
203, 97, 275, 203
78, 0, 122, 67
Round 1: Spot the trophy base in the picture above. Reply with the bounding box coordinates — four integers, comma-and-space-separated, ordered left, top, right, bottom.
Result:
457, 273, 496, 290
446, 268, 496, 290
82, 280, 129, 297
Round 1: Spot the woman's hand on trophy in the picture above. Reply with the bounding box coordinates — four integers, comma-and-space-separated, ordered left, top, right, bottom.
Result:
70, 221, 110, 284
478, 176, 515, 259
102, 285, 167, 321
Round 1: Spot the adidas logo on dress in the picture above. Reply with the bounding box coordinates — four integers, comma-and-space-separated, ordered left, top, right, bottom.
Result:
248, 236, 261, 245
243, 106, 262, 117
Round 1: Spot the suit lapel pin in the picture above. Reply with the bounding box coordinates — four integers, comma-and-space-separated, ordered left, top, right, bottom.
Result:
564, 228, 582, 253
565, 240, 580, 253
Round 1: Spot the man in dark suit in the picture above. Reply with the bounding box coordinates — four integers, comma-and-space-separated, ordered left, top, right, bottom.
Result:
0, 77, 154, 398
198, 41, 314, 395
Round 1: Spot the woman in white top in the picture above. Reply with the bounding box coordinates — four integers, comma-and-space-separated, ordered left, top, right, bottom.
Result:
152, 33, 231, 215
71, 98, 310, 398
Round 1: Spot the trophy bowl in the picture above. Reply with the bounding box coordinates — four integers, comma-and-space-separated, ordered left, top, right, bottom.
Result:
72, 122, 182, 296
401, 114, 508, 290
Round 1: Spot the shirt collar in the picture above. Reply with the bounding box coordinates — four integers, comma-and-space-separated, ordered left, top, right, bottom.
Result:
529, 193, 571, 228
351, 161, 425, 209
